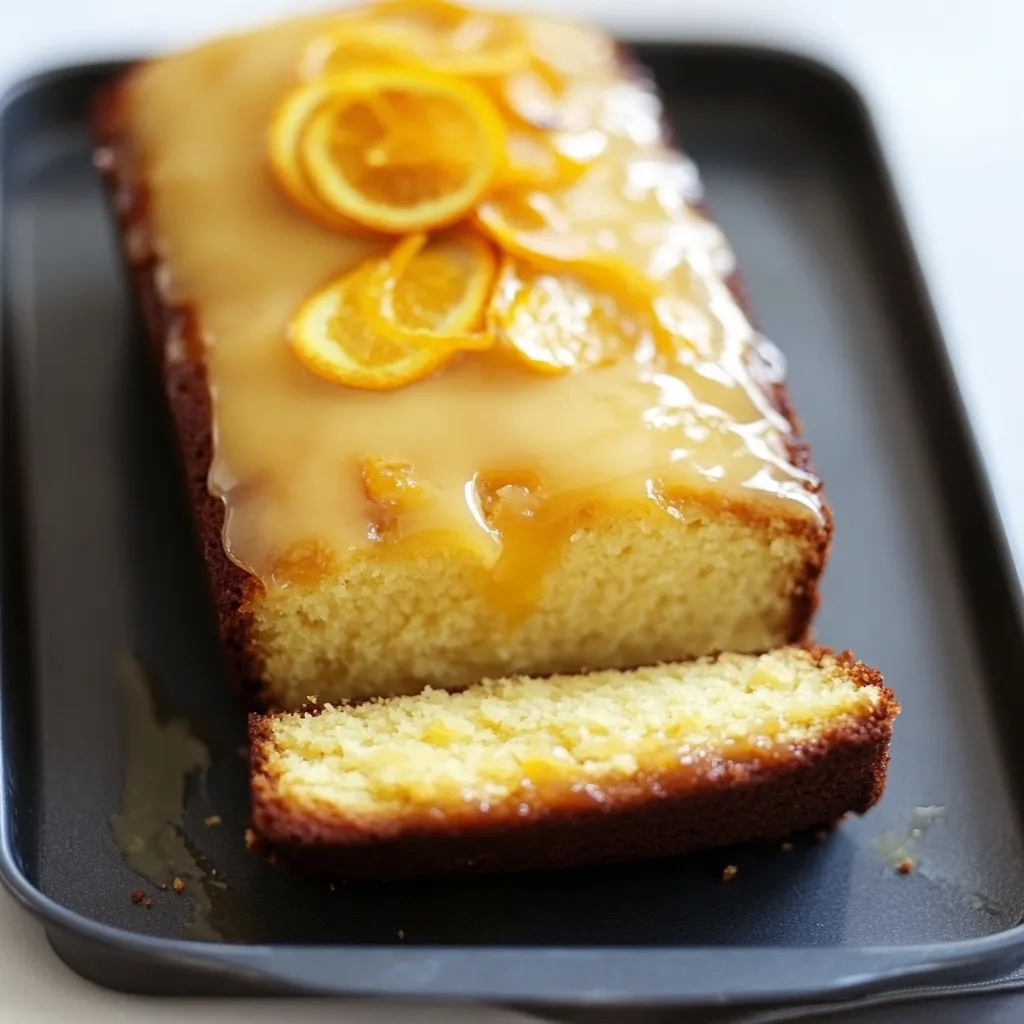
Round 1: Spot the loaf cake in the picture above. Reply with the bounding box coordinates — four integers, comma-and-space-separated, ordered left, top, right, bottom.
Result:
250, 647, 897, 878
92, 1, 833, 711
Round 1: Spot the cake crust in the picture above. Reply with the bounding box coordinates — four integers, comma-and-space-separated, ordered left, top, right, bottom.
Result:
94, 81, 266, 696
248, 649, 895, 880
91, 48, 833, 707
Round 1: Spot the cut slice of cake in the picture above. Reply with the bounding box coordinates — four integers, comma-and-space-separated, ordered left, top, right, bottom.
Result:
94, 2, 832, 709
249, 648, 897, 879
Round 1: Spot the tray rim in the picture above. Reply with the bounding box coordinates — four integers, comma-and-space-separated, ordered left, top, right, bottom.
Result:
3, 45, 1024, 1006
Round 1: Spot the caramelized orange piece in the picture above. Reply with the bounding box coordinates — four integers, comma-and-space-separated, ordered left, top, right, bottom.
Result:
360, 456, 441, 513
474, 468, 546, 525
272, 539, 337, 586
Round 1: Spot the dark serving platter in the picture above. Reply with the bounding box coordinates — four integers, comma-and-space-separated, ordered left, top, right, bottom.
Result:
2, 41, 1024, 1011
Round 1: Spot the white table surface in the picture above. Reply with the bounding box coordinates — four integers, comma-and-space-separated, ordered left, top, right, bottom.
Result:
2, 0, 1023, 1019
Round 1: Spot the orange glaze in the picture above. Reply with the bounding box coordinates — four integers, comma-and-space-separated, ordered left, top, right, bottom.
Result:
123, 7, 825, 603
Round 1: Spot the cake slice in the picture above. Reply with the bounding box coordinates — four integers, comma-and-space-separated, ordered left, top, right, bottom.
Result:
250, 648, 897, 879
93, 3, 832, 709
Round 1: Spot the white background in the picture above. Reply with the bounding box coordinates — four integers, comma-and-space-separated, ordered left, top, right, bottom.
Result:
1, 0, 1023, 1019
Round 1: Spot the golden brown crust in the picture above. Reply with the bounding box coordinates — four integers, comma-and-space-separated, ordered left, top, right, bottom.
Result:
248, 647, 896, 880
91, 47, 832, 707
92, 73, 269, 700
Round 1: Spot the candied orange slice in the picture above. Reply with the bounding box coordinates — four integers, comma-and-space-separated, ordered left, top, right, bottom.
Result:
289, 262, 455, 390
476, 152, 725, 294
495, 66, 566, 130
474, 188, 654, 311
518, 14, 619, 83
487, 257, 651, 375
498, 127, 588, 189
476, 183, 619, 268
298, 69, 505, 233
267, 78, 364, 232
299, 20, 431, 80
495, 16, 618, 131
365, 0, 532, 78
363, 231, 497, 351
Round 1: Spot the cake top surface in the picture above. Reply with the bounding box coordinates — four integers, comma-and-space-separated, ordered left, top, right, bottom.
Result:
118, 1, 824, 588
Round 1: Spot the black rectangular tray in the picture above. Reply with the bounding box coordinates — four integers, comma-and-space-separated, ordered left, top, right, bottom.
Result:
3, 42, 1024, 1010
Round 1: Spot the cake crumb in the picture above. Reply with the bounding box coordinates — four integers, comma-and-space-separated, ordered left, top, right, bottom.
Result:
244, 828, 256, 849
130, 889, 144, 904
204, 814, 222, 827
172, 877, 185, 894
397, 928, 405, 940
781, 841, 794, 852
721, 864, 738, 882
142, 897, 153, 910
306, 695, 318, 704
896, 858, 916, 875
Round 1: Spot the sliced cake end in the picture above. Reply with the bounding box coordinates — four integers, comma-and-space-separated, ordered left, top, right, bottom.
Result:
249, 646, 897, 879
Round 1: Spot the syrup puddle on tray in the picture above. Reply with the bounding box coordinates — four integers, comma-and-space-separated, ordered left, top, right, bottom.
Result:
112, 651, 251, 941
873, 804, 948, 870
874, 805, 1003, 918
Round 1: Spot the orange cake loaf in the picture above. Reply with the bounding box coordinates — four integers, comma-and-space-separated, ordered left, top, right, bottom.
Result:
94, 1, 832, 709
250, 648, 897, 878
